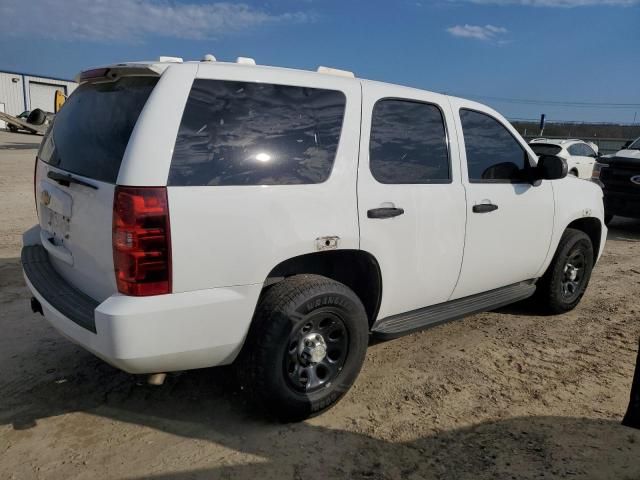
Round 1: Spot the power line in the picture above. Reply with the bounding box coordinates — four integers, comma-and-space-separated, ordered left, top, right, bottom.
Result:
447, 92, 640, 109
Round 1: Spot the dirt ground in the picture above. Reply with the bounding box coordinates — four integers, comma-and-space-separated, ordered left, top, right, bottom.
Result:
1, 129, 639, 479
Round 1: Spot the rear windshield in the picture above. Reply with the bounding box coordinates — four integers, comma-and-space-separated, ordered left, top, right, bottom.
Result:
38, 77, 158, 183
168, 79, 346, 186
530, 143, 562, 157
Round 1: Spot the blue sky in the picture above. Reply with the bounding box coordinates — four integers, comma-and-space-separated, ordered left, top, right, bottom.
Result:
1, 0, 639, 123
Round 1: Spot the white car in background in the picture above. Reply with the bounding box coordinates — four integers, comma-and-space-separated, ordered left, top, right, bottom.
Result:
529, 138, 598, 179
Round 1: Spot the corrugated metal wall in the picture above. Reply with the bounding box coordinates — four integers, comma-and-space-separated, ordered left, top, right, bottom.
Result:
0, 72, 26, 116
0, 71, 77, 116
24, 75, 77, 112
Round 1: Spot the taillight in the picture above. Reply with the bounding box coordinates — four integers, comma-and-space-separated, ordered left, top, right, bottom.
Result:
113, 186, 172, 296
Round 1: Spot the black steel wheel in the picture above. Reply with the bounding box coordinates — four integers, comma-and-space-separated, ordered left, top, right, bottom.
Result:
237, 274, 369, 421
560, 249, 587, 302
536, 228, 594, 314
284, 309, 349, 393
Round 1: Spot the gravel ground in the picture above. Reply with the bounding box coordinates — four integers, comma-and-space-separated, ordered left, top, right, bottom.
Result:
0, 129, 639, 479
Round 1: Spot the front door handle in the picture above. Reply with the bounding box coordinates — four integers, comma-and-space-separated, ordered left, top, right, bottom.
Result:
472, 203, 498, 214
367, 207, 405, 219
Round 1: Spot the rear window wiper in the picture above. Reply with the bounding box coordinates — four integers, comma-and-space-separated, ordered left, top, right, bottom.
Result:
47, 171, 98, 190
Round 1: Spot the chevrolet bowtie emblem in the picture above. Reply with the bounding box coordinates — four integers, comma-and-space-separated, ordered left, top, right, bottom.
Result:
41, 190, 51, 206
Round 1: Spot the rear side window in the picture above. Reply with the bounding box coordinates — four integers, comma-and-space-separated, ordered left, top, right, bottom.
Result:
567, 144, 583, 156
369, 99, 450, 184
168, 80, 346, 186
460, 109, 530, 183
38, 77, 158, 183
530, 143, 562, 157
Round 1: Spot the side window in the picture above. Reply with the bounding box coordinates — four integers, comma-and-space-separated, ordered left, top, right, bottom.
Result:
583, 144, 597, 157
369, 99, 450, 184
460, 109, 529, 183
169, 80, 346, 186
567, 144, 582, 156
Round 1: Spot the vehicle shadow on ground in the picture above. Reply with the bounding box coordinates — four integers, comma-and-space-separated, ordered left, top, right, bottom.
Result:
2, 361, 639, 478
608, 217, 640, 242
1, 257, 639, 478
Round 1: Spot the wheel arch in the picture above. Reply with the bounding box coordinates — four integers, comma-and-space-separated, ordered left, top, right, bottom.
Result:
262, 250, 383, 328
565, 217, 602, 258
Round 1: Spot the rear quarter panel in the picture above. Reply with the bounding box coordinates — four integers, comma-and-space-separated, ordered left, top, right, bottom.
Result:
166, 65, 362, 292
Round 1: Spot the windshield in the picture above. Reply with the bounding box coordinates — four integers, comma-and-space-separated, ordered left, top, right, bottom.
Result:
530, 143, 562, 157
38, 76, 158, 183
627, 138, 640, 150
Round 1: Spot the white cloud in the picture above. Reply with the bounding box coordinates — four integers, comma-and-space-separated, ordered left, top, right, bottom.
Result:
446, 24, 508, 40
455, 0, 639, 6
0, 0, 310, 43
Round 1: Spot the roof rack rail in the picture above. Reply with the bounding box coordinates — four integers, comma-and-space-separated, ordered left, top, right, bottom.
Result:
236, 57, 256, 65
158, 56, 183, 63
317, 66, 355, 78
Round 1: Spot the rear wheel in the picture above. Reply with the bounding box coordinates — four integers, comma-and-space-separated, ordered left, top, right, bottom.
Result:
536, 228, 594, 314
569, 168, 579, 177
237, 274, 369, 421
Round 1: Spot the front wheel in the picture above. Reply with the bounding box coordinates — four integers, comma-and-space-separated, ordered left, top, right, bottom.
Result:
536, 228, 594, 314
237, 274, 369, 421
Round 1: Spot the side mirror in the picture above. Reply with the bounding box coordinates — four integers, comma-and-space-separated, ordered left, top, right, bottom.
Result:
534, 154, 568, 181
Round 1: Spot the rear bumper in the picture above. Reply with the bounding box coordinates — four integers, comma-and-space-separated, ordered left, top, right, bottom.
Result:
604, 191, 640, 219
22, 243, 262, 374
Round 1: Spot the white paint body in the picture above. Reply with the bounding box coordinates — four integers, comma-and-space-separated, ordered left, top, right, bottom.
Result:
23, 60, 607, 374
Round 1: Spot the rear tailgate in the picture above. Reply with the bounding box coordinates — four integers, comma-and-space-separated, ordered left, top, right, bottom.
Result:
35, 75, 159, 302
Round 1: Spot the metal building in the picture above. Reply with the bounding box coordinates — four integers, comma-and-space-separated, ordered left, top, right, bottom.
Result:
0, 70, 77, 128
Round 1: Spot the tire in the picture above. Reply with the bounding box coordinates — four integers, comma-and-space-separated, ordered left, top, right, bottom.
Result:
7, 125, 17, 132
536, 228, 594, 314
569, 169, 578, 177
604, 214, 614, 226
237, 274, 369, 421
26, 108, 46, 126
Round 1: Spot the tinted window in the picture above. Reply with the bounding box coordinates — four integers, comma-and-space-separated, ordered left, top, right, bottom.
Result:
567, 144, 582, 156
38, 77, 158, 183
369, 100, 450, 184
169, 80, 346, 186
530, 143, 562, 157
460, 109, 529, 182
583, 144, 597, 157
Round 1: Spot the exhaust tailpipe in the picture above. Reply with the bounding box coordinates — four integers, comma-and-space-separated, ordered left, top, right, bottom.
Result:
147, 373, 167, 386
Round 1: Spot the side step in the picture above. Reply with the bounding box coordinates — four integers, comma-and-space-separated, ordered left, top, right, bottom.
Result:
371, 281, 536, 340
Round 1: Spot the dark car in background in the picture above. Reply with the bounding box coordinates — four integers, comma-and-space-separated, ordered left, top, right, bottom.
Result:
594, 137, 640, 225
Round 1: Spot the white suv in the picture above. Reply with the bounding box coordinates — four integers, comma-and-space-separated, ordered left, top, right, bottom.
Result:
529, 138, 599, 179
22, 57, 607, 421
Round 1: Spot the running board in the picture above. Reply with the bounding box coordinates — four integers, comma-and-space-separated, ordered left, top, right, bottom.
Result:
371, 281, 536, 340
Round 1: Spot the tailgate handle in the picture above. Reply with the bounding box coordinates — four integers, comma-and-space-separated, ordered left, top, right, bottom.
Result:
40, 230, 74, 266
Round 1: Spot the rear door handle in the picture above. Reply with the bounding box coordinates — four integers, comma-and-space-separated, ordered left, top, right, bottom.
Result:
472, 203, 498, 214
367, 207, 405, 219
